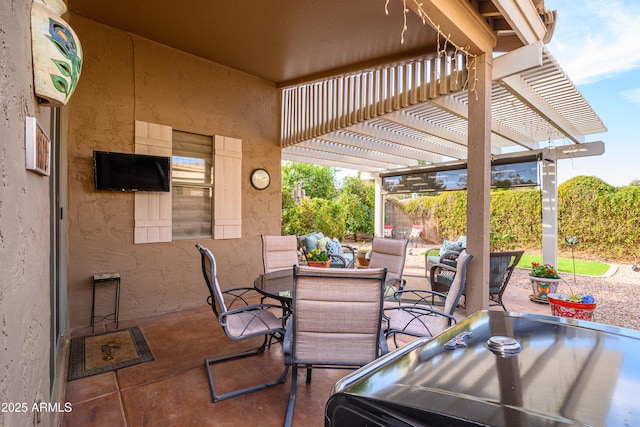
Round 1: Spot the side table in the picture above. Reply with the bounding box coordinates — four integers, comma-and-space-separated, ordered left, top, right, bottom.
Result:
91, 273, 121, 333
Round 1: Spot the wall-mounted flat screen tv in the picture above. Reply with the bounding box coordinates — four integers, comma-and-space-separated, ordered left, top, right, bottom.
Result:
93, 151, 171, 192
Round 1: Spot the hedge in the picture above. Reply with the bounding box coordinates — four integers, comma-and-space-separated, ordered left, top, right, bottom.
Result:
398, 176, 640, 261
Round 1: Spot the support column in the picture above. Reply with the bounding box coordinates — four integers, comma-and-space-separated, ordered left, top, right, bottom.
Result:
541, 148, 558, 266
373, 175, 384, 238
465, 54, 492, 313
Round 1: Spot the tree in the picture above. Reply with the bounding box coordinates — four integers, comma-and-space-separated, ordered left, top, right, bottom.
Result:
337, 174, 375, 236
282, 162, 338, 200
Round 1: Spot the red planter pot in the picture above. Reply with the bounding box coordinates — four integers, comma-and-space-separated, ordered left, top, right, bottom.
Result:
548, 293, 596, 321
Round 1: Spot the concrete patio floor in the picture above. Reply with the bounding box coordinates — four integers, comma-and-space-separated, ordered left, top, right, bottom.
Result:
62, 269, 551, 427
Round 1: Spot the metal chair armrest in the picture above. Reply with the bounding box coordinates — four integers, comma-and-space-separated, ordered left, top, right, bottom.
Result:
390, 288, 449, 305
429, 262, 456, 276
383, 304, 457, 323
341, 244, 356, 256
328, 253, 347, 267
221, 303, 286, 317
222, 286, 261, 308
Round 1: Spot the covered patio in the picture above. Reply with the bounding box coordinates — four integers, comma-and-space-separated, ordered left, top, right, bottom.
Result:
60, 0, 606, 316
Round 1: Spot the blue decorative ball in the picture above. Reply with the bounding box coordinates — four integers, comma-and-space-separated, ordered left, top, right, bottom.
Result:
582, 295, 595, 304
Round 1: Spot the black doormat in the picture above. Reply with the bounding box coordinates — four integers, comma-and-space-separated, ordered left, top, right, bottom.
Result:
68, 327, 154, 381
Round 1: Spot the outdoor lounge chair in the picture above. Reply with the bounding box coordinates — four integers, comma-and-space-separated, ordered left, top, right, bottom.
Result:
283, 266, 388, 427
425, 235, 467, 274
195, 244, 289, 402
430, 250, 523, 311
297, 232, 356, 268
384, 250, 473, 348
261, 235, 299, 273
367, 237, 409, 297
486, 250, 524, 310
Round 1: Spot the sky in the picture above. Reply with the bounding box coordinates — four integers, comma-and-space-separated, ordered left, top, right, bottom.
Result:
545, 0, 640, 186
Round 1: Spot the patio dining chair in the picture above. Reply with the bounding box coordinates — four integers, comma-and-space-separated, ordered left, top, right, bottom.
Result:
195, 244, 289, 402
261, 234, 299, 273
283, 266, 388, 427
367, 237, 409, 297
384, 250, 473, 348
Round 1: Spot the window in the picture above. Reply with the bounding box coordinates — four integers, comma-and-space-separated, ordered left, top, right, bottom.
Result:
172, 130, 213, 239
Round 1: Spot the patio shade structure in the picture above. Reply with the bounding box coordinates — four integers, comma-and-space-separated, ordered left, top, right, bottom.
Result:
67, 0, 606, 312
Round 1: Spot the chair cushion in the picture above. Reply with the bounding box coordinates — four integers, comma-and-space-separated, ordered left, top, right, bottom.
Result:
440, 246, 464, 266
388, 309, 448, 337
326, 238, 343, 255
427, 255, 440, 266
341, 252, 354, 265
225, 309, 283, 337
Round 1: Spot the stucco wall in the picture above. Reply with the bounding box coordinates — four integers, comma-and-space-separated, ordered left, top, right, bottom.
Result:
66, 15, 283, 330
0, 1, 58, 426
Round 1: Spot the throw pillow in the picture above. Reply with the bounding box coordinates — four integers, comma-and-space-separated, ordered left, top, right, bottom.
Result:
326, 238, 343, 255
457, 235, 467, 248
439, 239, 460, 255
304, 234, 318, 253
317, 236, 330, 252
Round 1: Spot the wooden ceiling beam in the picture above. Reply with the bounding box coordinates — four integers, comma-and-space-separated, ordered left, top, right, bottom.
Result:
479, 1, 501, 17
491, 0, 548, 45
402, 0, 497, 54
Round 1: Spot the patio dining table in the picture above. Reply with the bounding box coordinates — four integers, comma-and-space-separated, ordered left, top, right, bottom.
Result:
253, 268, 294, 314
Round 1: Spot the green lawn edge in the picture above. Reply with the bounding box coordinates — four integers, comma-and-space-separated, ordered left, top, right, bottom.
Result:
517, 253, 610, 277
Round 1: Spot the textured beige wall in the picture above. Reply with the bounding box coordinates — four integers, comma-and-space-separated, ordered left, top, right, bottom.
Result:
65, 16, 283, 330
0, 0, 60, 425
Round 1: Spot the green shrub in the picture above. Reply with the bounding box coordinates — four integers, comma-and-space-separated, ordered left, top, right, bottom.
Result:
282, 198, 346, 240
338, 176, 375, 236
395, 176, 640, 261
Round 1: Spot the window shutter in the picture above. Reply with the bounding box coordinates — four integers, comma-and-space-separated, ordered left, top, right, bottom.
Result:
134, 121, 172, 244
214, 135, 242, 239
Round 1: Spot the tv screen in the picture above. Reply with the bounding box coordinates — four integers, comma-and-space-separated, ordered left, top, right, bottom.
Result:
93, 151, 171, 192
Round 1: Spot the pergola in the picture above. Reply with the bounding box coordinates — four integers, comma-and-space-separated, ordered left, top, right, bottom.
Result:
68, 0, 606, 312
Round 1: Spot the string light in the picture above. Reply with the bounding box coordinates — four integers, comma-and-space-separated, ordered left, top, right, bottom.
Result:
385, 0, 478, 98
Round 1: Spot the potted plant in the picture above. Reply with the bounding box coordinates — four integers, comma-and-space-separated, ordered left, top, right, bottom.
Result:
306, 249, 331, 268
356, 241, 371, 267
529, 262, 561, 302
548, 293, 597, 321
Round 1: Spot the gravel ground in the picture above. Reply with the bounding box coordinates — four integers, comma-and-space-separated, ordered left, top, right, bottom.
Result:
508, 264, 640, 330
404, 247, 640, 331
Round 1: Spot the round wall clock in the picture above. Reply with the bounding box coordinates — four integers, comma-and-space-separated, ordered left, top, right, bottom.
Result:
250, 168, 270, 190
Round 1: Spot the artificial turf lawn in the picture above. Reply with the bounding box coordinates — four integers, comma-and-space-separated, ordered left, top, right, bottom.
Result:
518, 254, 610, 277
